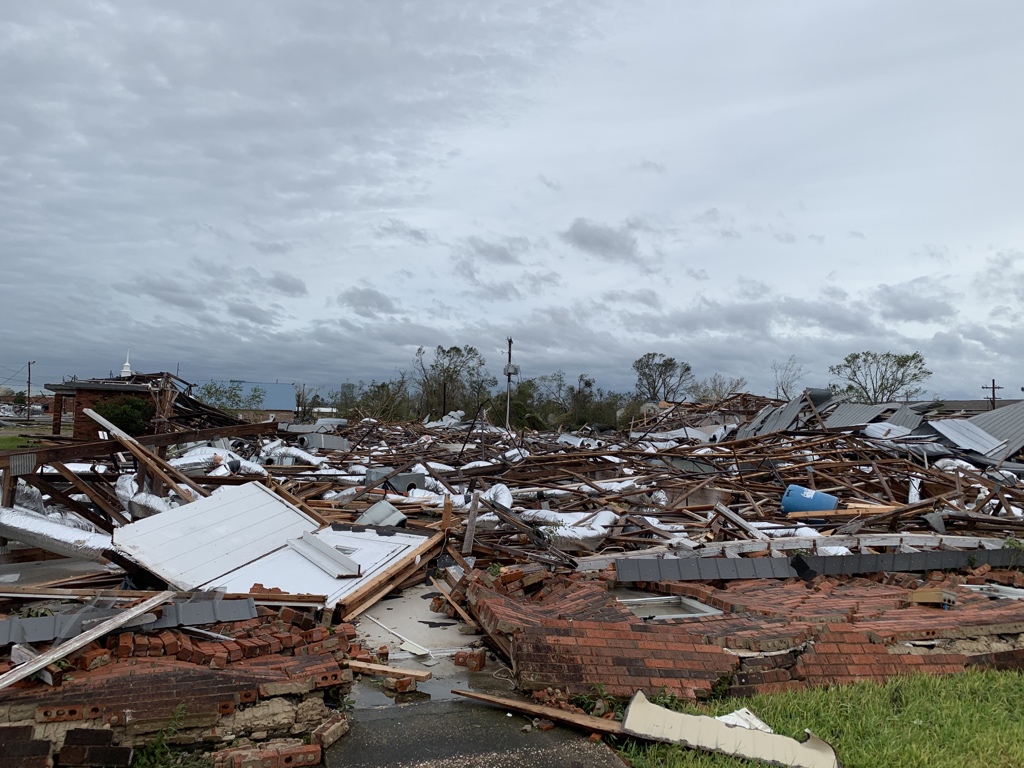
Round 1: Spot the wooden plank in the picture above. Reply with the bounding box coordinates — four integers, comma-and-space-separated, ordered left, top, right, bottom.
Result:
713, 503, 770, 541
452, 689, 623, 735
0, 590, 175, 692
462, 491, 481, 555
346, 660, 432, 682
0, 422, 277, 471
47, 462, 129, 526
20, 474, 115, 533
340, 531, 444, 621
84, 409, 211, 501
429, 576, 480, 630
345, 460, 419, 504
441, 495, 453, 531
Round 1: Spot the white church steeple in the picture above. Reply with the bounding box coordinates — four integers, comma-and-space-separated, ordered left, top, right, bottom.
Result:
120, 347, 132, 378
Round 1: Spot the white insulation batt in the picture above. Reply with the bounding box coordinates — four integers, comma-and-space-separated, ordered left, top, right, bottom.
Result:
0, 506, 113, 562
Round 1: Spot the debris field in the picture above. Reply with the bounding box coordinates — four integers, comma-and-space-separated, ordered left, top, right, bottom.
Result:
3, 375, 1024, 766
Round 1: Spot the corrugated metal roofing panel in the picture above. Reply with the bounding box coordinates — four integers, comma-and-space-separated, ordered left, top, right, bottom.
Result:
754, 397, 805, 435
970, 400, 1024, 457
824, 403, 891, 428
928, 419, 1007, 457
862, 421, 913, 440
886, 405, 924, 430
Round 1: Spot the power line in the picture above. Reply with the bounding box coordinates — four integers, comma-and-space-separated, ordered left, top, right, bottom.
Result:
0, 364, 27, 387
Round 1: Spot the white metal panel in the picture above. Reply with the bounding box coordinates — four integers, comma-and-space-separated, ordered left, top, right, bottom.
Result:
204, 527, 424, 607
113, 483, 319, 589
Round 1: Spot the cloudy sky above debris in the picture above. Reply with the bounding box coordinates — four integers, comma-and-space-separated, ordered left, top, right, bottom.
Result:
3, 1, 1023, 400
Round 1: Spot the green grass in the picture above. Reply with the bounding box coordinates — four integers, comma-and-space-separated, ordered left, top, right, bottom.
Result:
614, 670, 1024, 768
0, 435, 33, 451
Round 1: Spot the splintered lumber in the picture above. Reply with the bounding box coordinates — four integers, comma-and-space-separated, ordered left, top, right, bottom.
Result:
340, 530, 444, 621
0, 590, 175, 691
714, 503, 770, 541
462, 491, 481, 555
429, 576, 480, 631
347, 660, 432, 681
84, 408, 211, 501
452, 689, 623, 735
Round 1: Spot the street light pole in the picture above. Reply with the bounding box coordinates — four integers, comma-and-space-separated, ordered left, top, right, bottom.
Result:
26, 360, 35, 417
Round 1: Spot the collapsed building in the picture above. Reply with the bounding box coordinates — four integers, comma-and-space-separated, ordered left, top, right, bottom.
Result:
3, 377, 1024, 765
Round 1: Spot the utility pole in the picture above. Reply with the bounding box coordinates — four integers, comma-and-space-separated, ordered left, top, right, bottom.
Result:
26, 360, 35, 418
982, 379, 1003, 410
502, 337, 519, 432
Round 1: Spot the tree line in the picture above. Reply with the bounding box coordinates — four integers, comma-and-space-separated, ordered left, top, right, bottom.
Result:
194, 347, 934, 429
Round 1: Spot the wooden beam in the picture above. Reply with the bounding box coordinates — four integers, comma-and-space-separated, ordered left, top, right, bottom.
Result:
0, 590, 175, 691
713, 503, 770, 541
346, 660, 432, 682
0, 422, 277, 471
48, 462, 129, 526
20, 474, 115, 533
429, 576, 480, 631
461, 491, 481, 555
84, 409, 210, 501
452, 689, 623, 735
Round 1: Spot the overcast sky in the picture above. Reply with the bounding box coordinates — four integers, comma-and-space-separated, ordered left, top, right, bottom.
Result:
3, 1, 1023, 401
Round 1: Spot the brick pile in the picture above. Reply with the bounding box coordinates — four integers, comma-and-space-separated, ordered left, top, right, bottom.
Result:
0, 605, 360, 767
464, 571, 1024, 701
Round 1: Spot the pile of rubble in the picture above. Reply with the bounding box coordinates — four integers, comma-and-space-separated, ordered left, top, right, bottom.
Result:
3, 380, 1024, 765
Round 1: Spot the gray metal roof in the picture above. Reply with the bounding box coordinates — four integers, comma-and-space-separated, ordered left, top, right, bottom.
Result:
862, 421, 913, 440
927, 419, 1007, 457
824, 403, 893, 428
969, 400, 1024, 458
886, 404, 924, 430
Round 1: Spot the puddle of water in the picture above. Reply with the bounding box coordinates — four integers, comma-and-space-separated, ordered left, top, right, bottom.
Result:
350, 665, 517, 709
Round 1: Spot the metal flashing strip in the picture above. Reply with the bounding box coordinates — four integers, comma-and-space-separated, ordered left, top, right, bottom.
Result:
286, 530, 361, 578
615, 547, 1022, 582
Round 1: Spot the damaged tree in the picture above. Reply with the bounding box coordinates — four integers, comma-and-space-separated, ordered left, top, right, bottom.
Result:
829, 350, 931, 403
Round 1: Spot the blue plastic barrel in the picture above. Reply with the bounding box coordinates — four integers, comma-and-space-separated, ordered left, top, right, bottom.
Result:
781, 484, 839, 514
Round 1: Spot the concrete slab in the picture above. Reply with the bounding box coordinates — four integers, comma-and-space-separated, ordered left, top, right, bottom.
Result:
327, 698, 627, 768
350, 582, 513, 708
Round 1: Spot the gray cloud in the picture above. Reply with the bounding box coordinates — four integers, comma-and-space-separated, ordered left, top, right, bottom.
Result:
268, 271, 309, 297
338, 287, 401, 318
848, 231, 867, 239
601, 288, 662, 309
871, 277, 958, 323
250, 240, 295, 255
459, 235, 531, 265
116, 276, 208, 311
538, 174, 561, 191
559, 218, 640, 264
377, 219, 434, 245
638, 159, 666, 174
